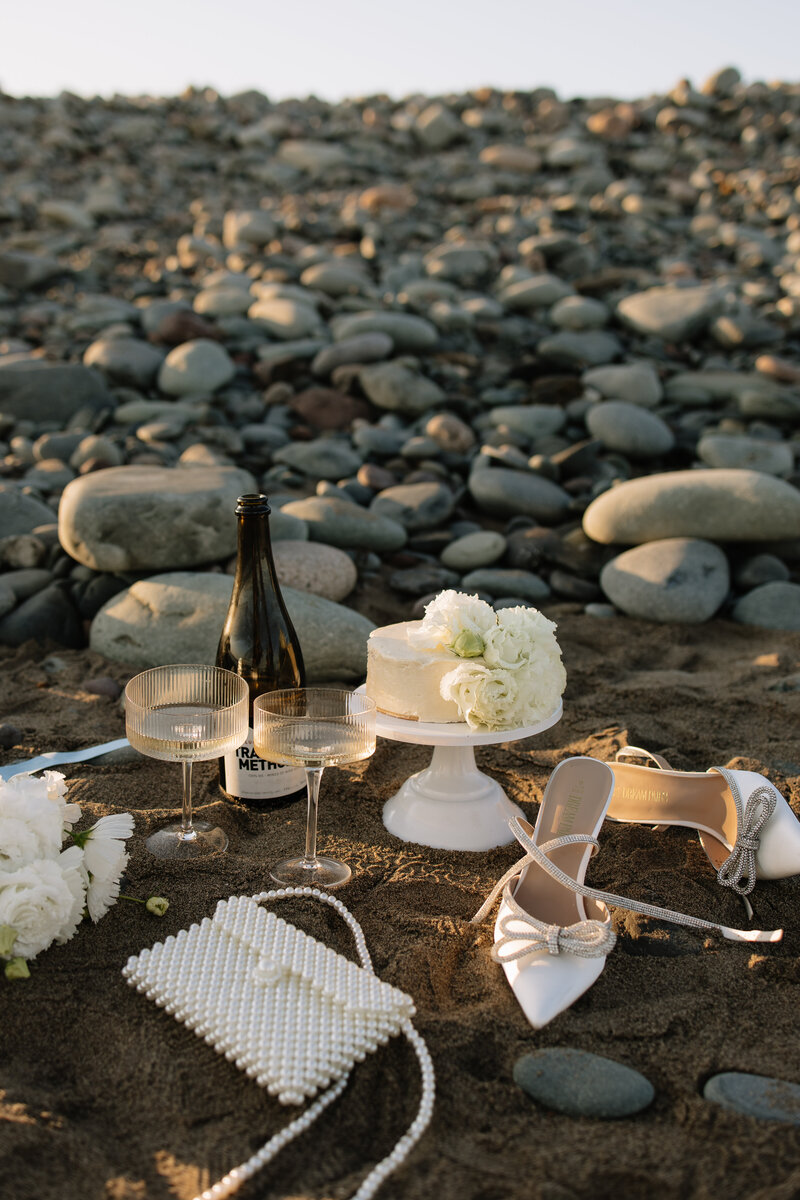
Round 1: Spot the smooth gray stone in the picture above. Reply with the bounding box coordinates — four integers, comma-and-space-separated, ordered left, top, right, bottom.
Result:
332, 311, 438, 352
359, 362, 445, 414
664, 369, 785, 404
24, 459, 76, 492
0, 487, 58, 537
551, 295, 610, 330
735, 554, 790, 589
312, 333, 393, 376
0, 582, 14, 618
83, 336, 165, 390
732, 582, 800, 631
469, 467, 571, 523
272, 438, 362, 480
90, 572, 373, 681
586, 401, 675, 459
58, 464, 257, 571
600, 538, 730, 623
583, 363, 662, 407
281, 495, 407, 551
0, 250, 65, 290
0, 568, 52, 601
537, 330, 622, 367
583, 469, 800, 545
389, 565, 460, 595
704, 1072, 800, 1123
440, 530, 506, 570
461, 567, 549, 603
499, 273, 574, 309
738, 389, 800, 420
697, 434, 793, 477
617, 284, 723, 341
265, 507, 308, 542
370, 481, 455, 531
33, 432, 87, 462
137, 299, 193, 335
487, 405, 565, 440
248, 296, 322, 340
0, 361, 112, 422
514, 1049, 655, 1119
0, 583, 83, 648
158, 339, 237, 396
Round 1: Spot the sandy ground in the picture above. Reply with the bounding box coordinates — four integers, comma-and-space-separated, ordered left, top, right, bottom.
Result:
1, 609, 800, 1200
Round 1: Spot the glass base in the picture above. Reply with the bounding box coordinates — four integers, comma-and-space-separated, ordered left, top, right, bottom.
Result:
146, 820, 229, 859
270, 855, 351, 889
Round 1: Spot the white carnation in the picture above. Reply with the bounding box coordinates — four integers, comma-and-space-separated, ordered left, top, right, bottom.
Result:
441, 663, 525, 731
409, 590, 497, 651
0, 848, 86, 960
483, 605, 561, 671
0, 773, 79, 871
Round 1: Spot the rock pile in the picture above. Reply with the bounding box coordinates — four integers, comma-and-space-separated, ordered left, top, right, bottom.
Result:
1, 67, 799, 672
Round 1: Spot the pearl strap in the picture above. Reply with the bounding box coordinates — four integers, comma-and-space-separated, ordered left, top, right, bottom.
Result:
122, 885, 435, 1200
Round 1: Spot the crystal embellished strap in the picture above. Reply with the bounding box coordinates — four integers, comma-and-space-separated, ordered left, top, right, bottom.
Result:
193, 886, 435, 1200
474, 819, 783, 946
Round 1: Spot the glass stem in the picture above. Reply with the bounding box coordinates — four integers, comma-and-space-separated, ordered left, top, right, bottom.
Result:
180, 760, 196, 841
302, 767, 323, 868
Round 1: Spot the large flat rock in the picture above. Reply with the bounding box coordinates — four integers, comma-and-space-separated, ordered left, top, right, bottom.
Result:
0, 360, 113, 422
58, 464, 257, 571
90, 572, 373, 681
583, 469, 800, 544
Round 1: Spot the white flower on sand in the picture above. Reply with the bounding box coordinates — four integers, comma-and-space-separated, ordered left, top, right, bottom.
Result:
0, 847, 86, 960
409, 590, 497, 653
0, 772, 81, 872
79, 813, 135, 922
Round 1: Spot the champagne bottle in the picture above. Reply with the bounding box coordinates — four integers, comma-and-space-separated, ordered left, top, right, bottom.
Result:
216, 493, 306, 809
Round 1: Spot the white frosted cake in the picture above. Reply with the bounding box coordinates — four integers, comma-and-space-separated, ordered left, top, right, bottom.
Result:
364, 591, 567, 732
366, 621, 464, 722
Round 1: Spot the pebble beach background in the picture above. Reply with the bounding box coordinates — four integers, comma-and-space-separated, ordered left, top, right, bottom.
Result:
1, 65, 800, 1200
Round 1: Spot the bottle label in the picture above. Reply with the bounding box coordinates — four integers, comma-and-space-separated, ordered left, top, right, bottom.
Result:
223, 729, 305, 800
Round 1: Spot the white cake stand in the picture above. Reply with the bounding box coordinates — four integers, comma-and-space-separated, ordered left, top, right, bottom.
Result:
355, 686, 562, 851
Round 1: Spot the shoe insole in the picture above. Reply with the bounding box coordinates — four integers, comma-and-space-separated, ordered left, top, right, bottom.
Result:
514, 757, 613, 928
608, 762, 735, 867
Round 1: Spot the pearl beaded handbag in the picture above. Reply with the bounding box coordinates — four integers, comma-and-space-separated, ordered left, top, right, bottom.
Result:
122, 886, 435, 1200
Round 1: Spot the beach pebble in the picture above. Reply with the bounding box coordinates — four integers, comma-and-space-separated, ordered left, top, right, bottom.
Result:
70, 435, 125, 471
0, 534, 49, 570
0, 488, 58, 537
389, 565, 460, 595
0, 568, 52, 602
157, 339, 236, 396
586, 401, 675, 458
703, 1072, 800, 1123
281, 495, 407, 551
222, 209, 277, 249
696, 434, 794, 477
461, 567, 549, 603
370, 481, 455, 531
424, 412, 476, 453
82, 676, 122, 699
617, 284, 723, 341
0, 583, 83, 648
537, 331, 622, 367
734, 554, 790, 589
90, 572, 373, 681
272, 438, 362, 480
550, 296, 610, 330
499, 274, 574, 309
582, 363, 662, 407
83, 336, 165, 389
332, 311, 438, 352
0, 723, 23, 749
487, 405, 566, 440
311, 333, 393, 376
413, 102, 463, 149
0, 360, 112, 422
583, 470, 800, 544
479, 144, 542, 172
23, 459, 75, 493
600, 538, 730, 623
731, 582, 800, 631
514, 1049, 655, 1119
359, 361, 445, 414
248, 296, 322, 340
441, 531, 506, 570
272, 539, 357, 602
58, 464, 256, 571
469, 467, 571, 523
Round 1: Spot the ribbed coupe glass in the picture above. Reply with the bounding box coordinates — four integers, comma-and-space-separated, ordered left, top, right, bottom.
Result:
253, 688, 376, 888
125, 664, 249, 859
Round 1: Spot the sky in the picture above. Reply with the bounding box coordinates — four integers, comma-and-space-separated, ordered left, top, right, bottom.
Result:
3, 0, 800, 103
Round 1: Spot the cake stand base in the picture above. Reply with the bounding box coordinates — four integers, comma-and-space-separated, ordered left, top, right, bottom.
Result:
354, 687, 562, 852
382, 743, 524, 851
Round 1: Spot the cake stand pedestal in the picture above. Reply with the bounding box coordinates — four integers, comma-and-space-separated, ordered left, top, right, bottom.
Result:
355, 688, 562, 851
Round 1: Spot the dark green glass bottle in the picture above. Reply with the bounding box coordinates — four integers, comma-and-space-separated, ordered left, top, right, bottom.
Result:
216, 494, 306, 809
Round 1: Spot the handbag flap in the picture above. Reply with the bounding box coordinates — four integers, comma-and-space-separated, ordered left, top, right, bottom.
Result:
212, 895, 415, 1020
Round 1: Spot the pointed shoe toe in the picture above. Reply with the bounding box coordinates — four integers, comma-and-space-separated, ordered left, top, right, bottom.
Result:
719, 769, 800, 884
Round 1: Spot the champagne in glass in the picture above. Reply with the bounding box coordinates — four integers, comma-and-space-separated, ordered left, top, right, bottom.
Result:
253, 688, 376, 888
125, 665, 249, 859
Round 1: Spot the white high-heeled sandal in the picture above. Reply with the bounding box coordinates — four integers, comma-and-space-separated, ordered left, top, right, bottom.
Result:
472, 756, 782, 1030
608, 746, 800, 899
